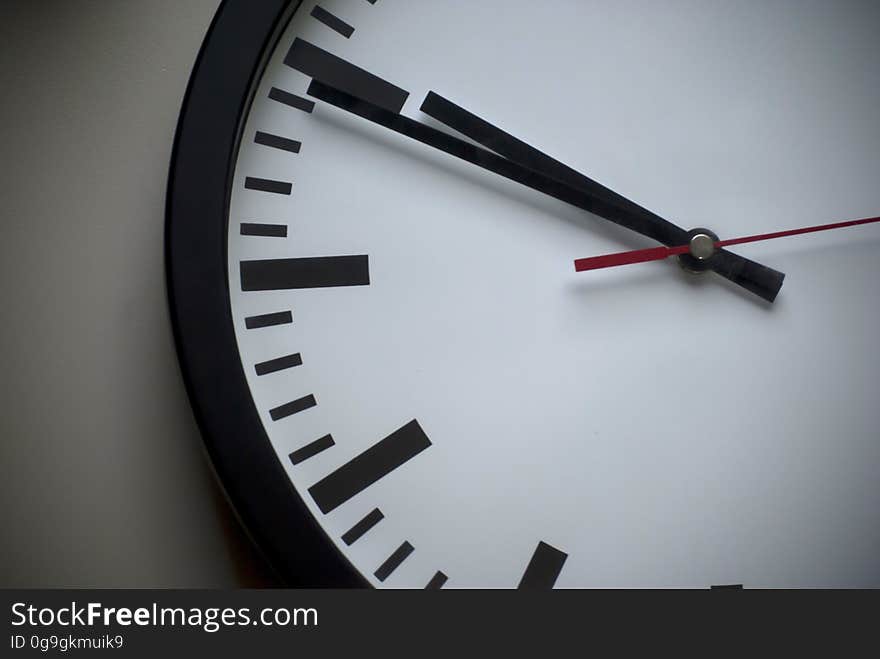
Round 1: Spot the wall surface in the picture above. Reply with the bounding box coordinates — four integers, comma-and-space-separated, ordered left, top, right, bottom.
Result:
0, 0, 275, 587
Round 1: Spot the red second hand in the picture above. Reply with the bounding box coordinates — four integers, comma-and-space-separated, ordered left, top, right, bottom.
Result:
573, 215, 880, 272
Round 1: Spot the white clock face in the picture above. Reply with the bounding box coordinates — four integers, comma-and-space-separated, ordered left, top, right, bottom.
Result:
224, 0, 880, 587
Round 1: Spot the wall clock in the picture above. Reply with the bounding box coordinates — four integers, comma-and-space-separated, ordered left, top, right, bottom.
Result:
166, 0, 880, 587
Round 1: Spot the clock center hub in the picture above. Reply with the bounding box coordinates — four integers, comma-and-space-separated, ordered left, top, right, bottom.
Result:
679, 227, 719, 273
689, 233, 716, 260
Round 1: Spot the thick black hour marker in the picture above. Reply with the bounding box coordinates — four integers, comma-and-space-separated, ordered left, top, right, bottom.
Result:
269, 394, 316, 421
268, 86, 315, 113
518, 541, 568, 590
425, 572, 448, 589
309, 419, 431, 514
240, 223, 287, 237
284, 38, 409, 113
341, 508, 384, 545
240, 255, 369, 291
311, 6, 354, 38
244, 176, 291, 195
244, 310, 292, 329
374, 542, 414, 582
289, 434, 335, 465
254, 131, 302, 154
255, 353, 302, 376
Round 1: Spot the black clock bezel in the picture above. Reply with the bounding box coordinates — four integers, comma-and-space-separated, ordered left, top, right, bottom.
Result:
165, 0, 366, 587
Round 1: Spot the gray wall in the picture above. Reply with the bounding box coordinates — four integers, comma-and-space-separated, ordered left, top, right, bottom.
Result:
0, 0, 274, 587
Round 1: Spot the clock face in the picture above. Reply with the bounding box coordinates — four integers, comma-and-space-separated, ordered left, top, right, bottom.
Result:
168, 0, 880, 587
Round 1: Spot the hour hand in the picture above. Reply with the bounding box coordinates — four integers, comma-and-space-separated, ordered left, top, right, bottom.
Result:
420, 92, 785, 303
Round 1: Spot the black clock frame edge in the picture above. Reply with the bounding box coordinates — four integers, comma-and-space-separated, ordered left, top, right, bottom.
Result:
165, 0, 366, 587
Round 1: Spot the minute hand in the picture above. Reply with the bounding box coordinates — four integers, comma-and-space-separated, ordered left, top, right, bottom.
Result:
420, 92, 784, 303
307, 80, 784, 301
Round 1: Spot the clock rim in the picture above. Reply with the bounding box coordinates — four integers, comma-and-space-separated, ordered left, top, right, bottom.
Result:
165, 0, 366, 587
